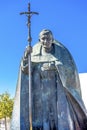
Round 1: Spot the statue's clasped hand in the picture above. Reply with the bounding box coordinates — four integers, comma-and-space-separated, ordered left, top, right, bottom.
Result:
41, 62, 56, 71
24, 45, 32, 58
21, 45, 32, 74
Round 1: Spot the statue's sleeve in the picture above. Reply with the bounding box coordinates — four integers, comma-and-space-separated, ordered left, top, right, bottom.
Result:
21, 57, 28, 74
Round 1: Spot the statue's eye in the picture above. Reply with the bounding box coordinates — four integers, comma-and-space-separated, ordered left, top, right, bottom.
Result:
42, 37, 45, 40
42, 37, 51, 41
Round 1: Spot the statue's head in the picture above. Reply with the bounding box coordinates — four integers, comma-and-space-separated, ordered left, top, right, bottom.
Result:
39, 29, 54, 49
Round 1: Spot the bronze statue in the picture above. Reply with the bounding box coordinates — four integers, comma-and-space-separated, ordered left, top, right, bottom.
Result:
11, 29, 87, 130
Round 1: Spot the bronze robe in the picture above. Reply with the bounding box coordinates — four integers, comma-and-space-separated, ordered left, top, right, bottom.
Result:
10, 41, 87, 130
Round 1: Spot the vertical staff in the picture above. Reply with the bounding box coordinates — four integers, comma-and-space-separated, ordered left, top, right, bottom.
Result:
20, 3, 39, 130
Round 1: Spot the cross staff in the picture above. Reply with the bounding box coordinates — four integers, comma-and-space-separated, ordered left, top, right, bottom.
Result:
20, 3, 39, 130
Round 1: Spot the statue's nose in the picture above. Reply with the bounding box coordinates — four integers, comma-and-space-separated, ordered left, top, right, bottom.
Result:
44, 39, 47, 43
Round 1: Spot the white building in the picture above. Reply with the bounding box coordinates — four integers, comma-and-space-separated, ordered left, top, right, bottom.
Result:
0, 118, 10, 130
79, 73, 87, 109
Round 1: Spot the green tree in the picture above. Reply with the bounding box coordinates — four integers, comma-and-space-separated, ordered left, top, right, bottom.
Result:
0, 92, 14, 130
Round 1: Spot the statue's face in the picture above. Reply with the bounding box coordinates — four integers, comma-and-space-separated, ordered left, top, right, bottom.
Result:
40, 34, 53, 49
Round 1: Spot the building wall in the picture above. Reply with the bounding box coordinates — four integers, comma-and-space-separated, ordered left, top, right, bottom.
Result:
0, 118, 10, 130
79, 73, 87, 109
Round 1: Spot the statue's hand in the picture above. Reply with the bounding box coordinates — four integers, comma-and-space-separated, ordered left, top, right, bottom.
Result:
21, 45, 32, 74
21, 45, 33, 74
41, 62, 56, 71
24, 45, 32, 58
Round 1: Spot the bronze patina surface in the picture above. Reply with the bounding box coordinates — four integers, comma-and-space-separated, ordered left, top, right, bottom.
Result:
10, 29, 87, 130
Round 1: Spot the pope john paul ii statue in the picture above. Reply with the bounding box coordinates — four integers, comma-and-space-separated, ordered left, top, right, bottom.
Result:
11, 29, 87, 130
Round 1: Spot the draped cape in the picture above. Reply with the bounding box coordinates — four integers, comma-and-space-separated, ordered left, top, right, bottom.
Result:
10, 41, 87, 130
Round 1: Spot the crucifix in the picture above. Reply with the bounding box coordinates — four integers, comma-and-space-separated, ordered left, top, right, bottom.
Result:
20, 3, 39, 130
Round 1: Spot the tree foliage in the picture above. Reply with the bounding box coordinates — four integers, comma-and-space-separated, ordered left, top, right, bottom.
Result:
0, 92, 14, 119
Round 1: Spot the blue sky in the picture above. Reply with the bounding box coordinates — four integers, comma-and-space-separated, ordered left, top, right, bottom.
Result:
0, 0, 87, 97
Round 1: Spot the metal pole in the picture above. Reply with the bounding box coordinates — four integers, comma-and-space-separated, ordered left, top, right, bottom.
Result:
20, 3, 39, 130
28, 53, 32, 130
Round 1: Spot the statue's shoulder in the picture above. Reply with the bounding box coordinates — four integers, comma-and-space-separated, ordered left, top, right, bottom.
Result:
32, 42, 41, 56
53, 40, 70, 55
53, 40, 67, 50
54, 40, 74, 62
